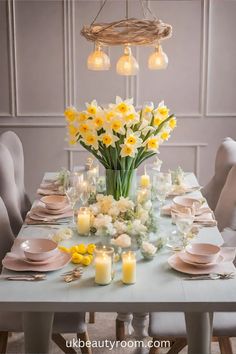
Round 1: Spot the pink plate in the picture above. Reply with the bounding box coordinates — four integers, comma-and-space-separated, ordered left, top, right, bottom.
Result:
23, 251, 60, 265
2, 251, 71, 272
178, 251, 224, 267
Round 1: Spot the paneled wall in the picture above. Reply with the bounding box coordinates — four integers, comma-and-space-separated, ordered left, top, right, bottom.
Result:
0, 0, 236, 198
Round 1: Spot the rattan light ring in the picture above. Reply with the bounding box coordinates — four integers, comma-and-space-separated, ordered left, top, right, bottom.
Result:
81, 18, 172, 46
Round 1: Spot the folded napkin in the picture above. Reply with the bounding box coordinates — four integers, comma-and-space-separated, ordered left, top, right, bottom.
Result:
161, 203, 217, 227
37, 188, 65, 196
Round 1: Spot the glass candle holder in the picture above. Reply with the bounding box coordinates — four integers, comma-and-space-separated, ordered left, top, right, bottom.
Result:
94, 246, 114, 285
77, 207, 91, 236
122, 251, 136, 284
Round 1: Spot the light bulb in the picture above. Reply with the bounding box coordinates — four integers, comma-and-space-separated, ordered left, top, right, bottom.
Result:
116, 46, 139, 76
87, 44, 110, 71
148, 45, 168, 70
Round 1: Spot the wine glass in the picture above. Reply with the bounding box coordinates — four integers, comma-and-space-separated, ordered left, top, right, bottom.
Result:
172, 213, 195, 248
65, 185, 79, 226
152, 172, 172, 216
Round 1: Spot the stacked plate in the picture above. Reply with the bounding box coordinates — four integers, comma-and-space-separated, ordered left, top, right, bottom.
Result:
168, 243, 236, 275
26, 196, 73, 224
2, 238, 71, 272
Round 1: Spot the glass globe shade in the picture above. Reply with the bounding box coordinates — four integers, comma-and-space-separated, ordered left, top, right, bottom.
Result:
148, 45, 168, 70
87, 45, 110, 71
116, 46, 139, 76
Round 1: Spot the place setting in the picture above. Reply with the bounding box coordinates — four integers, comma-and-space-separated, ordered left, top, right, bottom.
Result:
1, 238, 71, 273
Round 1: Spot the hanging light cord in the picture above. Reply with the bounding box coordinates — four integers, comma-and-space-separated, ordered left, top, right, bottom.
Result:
140, 0, 157, 20
91, 0, 108, 26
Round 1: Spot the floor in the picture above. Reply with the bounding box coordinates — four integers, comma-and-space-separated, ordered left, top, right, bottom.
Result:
6, 313, 236, 354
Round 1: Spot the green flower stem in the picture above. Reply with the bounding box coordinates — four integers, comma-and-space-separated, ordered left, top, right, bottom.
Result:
106, 169, 136, 200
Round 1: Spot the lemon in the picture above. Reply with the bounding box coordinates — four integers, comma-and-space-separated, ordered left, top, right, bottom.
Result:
58, 246, 70, 253
70, 245, 79, 253
71, 252, 84, 264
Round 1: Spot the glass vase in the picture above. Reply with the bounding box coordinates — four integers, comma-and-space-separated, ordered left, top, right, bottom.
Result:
105, 169, 137, 200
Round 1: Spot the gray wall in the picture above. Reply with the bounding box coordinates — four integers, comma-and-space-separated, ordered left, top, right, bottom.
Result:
0, 0, 236, 198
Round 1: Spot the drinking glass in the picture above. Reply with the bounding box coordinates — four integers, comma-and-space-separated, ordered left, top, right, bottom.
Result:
65, 184, 80, 225
152, 172, 172, 215
172, 213, 195, 248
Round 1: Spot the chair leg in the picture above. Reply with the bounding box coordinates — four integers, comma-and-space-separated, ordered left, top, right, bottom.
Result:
77, 331, 92, 354
52, 333, 77, 354
167, 339, 187, 354
218, 336, 233, 354
88, 312, 95, 324
0, 332, 8, 354
116, 319, 125, 341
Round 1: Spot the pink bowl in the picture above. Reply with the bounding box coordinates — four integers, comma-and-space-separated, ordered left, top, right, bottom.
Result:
22, 239, 58, 261
41, 195, 67, 210
186, 243, 221, 264
173, 196, 202, 210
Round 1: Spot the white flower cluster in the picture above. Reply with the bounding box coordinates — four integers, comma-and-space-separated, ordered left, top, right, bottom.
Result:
90, 194, 153, 241
141, 241, 157, 256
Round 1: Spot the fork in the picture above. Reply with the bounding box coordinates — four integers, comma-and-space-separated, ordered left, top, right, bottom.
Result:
183, 272, 235, 280
1, 274, 47, 281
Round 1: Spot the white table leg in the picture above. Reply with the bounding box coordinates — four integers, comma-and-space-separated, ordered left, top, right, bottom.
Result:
23, 312, 54, 354
116, 312, 133, 335
185, 312, 213, 354
132, 312, 149, 354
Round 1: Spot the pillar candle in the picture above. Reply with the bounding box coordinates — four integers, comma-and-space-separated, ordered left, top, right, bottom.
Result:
77, 208, 90, 235
122, 252, 136, 284
95, 253, 112, 285
140, 174, 150, 188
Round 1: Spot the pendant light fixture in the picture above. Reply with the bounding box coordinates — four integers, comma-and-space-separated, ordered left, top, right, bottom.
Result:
148, 43, 168, 70
81, 0, 172, 76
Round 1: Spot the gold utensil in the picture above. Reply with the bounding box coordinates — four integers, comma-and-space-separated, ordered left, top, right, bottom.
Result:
2, 274, 47, 281
61, 267, 83, 283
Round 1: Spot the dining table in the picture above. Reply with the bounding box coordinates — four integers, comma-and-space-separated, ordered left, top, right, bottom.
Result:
1, 172, 236, 354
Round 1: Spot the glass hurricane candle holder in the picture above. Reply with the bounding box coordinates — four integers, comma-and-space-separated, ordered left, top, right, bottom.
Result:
77, 207, 91, 236
122, 251, 136, 284
94, 246, 114, 285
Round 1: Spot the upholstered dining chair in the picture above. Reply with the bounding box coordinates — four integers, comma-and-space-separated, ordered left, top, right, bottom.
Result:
148, 312, 235, 354
0, 131, 31, 219
0, 143, 23, 235
0, 197, 91, 354
215, 165, 236, 232
202, 137, 236, 211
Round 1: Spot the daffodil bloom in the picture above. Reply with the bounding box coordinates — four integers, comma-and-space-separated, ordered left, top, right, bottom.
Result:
124, 129, 142, 148
109, 119, 126, 135
78, 123, 91, 136
86, 100, 99, 116
169, 117, 177, 129
161, 131, 170, 141
82, 132, 99, 150
146, 136, 159, 151
64, 107, 77, 122
115, 96, 134, 114
76, 111, 88, 123
92, 116, 104, 130
68, 137, 77, 145
120, 143, 137, 158
105, 110, 117, 122
124, 112, 140, 126
68, 124, 78, 136
143, 102, 154, 114
99, 132, 119, 147
153, 116, 164, 127
156, 101, 169, 119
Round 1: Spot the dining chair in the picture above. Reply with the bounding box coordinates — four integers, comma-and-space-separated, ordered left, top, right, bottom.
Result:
148, 312, 235, 354
215, 165, 236, 231
0, 131, 31, 219
0, 143, 23, 235
0, 197, 91, 354
202, 137, 236, 211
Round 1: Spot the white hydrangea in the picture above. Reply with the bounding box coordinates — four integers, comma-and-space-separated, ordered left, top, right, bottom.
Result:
141, 241, 157, 255
117, 197, 134, 213
113, 220, 128, 234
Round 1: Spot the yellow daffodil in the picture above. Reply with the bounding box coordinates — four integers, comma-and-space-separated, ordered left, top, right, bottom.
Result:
124, 112, 140, 126
109, 119, 126, 135
105, 110, 117, 122
115, 96, 134, 114
82, 132, 99, 150
156, 101, 169, 119
153, 116, 164, 127
99, 132, 119, 147
161, 131, 170, 141
86, 100, 99, 116
92, 116, 104, 130
76, 111, 88, 123
68, 137, 77, 145
64, 107, 78, 122
87, 243, 96, 255
68, 124, 78, 136
120, 143, 137, 158
143, 102, 154, 114
146, 136, 159, 151
124, 129, 142, 148
78, 123, 91, 136
169, 117, 177, 129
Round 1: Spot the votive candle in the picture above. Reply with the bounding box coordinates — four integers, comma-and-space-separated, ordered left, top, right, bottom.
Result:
122, 251, 136, 284
77, 207, 90, 235
94, 246, 114, 285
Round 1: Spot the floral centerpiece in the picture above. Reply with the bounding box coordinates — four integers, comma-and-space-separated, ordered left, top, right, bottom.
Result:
64, 97, 176, 200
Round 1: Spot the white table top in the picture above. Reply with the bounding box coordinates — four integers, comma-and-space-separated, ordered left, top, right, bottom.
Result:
1, 173, 236, 313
